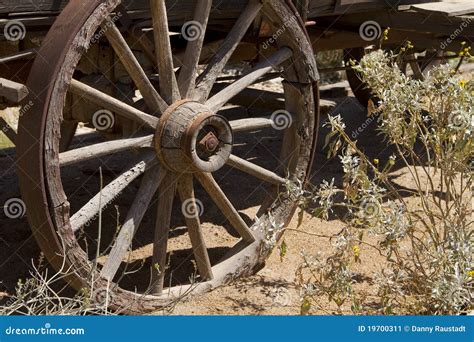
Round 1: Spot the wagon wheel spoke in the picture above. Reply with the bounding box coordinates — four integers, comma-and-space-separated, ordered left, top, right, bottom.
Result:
177, 174, 213, 280
70, 154, 157, 232
150, 171, 177, 294
195, 172, 255, 243
227, 154, 286, 185
69, 79, 159, 129
193, 0, 263, 102
103, 18, 168, 114
60, 135, 154, 167
177, 0, 212, 98
100, 165, 166, 281
229, 117, 275, 132
206, 47, 293, 112
151, 0, 180, 104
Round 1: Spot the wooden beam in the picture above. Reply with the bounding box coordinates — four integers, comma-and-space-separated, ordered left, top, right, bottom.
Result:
399, 2, 474, 17
0, 78, 28, 104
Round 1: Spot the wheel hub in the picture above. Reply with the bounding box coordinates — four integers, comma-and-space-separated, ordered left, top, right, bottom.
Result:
155, 100, 233, 173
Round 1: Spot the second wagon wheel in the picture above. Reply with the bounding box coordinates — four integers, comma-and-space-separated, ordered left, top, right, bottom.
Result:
17, 0, 318, 312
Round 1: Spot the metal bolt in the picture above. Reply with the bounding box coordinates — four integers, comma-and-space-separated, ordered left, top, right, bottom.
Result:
199, 131, 219, 152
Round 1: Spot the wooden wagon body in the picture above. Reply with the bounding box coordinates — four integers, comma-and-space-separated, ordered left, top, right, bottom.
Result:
1, 0, 473, 105
308, 0, 474, 52
1, 0, 460, 16
2, 0, 474, 51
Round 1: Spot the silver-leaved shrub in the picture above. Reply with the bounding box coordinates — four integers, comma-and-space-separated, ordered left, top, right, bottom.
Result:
295, 49, 473, 315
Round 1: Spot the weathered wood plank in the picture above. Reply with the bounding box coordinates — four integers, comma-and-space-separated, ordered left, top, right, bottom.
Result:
321, 10, 474, 38
335, 0, 434, 13
0, 1, 249, 20
400, 2, 474, 16
101, 165, 166, 281
70, 154, 157, 232
0, 77, 28, 103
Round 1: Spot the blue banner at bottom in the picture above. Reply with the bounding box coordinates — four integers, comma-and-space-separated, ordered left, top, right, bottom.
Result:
0, 316, 472, 342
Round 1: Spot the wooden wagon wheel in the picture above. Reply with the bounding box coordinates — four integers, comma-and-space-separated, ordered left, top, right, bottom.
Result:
17, 0, 318, 312
344, 47, 445, 108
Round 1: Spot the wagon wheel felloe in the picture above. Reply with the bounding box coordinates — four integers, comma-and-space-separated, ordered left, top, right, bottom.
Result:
17, 0, 318, 312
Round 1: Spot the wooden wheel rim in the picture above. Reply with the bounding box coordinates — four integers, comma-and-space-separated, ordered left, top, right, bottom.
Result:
17, 0, 319, 312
